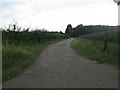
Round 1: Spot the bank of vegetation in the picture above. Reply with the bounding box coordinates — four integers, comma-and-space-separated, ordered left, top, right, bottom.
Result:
2, 24, 68, 82
65, 24, 119, 68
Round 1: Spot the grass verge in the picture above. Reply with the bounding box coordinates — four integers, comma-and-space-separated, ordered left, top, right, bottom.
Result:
71, 38, 118, 68
2, 39, 64, 82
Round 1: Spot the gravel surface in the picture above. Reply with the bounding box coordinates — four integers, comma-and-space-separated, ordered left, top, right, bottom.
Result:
3, 39, 118, 88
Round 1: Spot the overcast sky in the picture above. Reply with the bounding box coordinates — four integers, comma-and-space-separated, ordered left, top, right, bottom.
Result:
0, 0, 118, 32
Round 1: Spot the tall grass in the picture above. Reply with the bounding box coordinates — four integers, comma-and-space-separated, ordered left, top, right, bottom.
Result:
71, 38, 118, 67
2, 39, 64, 82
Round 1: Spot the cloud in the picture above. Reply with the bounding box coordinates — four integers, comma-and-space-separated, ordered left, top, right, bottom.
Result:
0, 0, 118, 32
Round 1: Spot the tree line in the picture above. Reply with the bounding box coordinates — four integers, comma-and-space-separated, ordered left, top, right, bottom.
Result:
65, 24, 117, 38
2, 24, 68, 46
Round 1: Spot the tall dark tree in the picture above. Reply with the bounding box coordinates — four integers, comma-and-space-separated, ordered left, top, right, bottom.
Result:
74, 24, 84, 37
65, 24, 73, 37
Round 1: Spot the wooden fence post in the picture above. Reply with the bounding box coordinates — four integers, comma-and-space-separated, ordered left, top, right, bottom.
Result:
103, 32, 108, 52
93, 39, 96, 45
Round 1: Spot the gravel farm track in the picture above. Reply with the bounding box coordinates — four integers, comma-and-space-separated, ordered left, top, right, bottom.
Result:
3, 39, 118, 88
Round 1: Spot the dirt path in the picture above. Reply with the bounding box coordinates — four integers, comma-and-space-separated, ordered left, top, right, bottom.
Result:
3, 39, 118, 88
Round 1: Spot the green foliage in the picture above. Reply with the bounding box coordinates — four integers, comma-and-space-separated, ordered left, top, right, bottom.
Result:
79, 29, 118, 43
2, 28, 68, 46
65, 24, 73, 37
65, 24, 118, 38
71, 38, 118, 67
2, 39, 64, 82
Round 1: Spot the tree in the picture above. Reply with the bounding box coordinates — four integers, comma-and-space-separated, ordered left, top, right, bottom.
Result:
74, 24, 84, 37
65, 24, 73, 37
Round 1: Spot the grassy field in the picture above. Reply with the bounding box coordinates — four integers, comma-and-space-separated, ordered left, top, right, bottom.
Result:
71, 38, 118, 68
2, 39, 64, 82
79, 29, 118, 42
